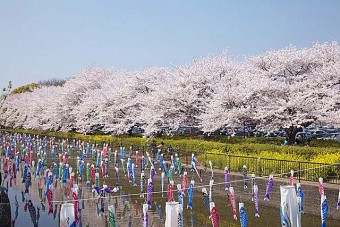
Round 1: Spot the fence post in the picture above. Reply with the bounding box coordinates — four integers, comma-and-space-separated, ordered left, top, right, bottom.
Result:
298, 162, 301, 183
228, 154, 230, 171
258, 158, 262, 177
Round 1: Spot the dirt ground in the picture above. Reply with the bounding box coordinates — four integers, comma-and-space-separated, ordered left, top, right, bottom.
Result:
2, 141, 340, 226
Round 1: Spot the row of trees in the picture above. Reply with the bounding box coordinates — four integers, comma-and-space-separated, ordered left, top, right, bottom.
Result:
1, 42, 339, 142
0, 81, 12, 111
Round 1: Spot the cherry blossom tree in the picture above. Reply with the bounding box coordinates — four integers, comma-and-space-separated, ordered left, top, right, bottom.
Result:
245, 42, 340, 143
141, 54, 242, 135
0, 42, 339, 141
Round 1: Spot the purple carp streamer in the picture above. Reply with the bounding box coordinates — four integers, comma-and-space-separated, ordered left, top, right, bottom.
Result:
251, 173, 255, 201
224, 166, 229, 191
264, 175, 274, 201
147, 179, 153, 207
143, 204, 148, 227
254, 184, 260, 217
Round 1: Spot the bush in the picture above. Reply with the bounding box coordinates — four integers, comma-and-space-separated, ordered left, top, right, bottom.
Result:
10, 83, 38, 95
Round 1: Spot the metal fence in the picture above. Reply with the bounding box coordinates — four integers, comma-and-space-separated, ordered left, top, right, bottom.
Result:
193, 152, 340, 184
109, 142, 340, 184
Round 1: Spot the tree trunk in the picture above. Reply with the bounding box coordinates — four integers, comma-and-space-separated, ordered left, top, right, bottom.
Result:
284, 126, 303, 145
127, 128, 133, 136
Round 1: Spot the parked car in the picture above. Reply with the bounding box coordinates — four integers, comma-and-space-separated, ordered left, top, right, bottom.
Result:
295, 132, 312, 140
254, 131, 265, 137
264, 132, 278, 138
323, 133, 340, 140
336, 134, 340, 142
275, 130, 287, 137
131, 125, 145, 134
308, 130, 327, 139
67, 124, 78, 132
90, 124, 104, 132
175, 126, 202, 136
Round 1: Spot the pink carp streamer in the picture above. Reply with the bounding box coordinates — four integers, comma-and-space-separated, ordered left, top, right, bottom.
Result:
210, 202, 220, 227
319, 177, 324, 196
132, 163, 137, 186
91, 165, 95, 186
182, 172, 188, 195
193, 163, 202, 182
69, 172, 74, 197
73, 188, 79, 223
289, 170, 294, 185
47, 186, 53, 214
167, 181, 174, 202
229, 187, 237, 220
